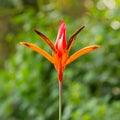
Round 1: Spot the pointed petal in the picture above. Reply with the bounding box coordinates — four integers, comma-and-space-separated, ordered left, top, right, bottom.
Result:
56, 20, 66, 41
34, 29, 57, 53
55, 20, 67, 55
67, 26, 85, 52
20, 42, 54, 63
66, 45, 101, 65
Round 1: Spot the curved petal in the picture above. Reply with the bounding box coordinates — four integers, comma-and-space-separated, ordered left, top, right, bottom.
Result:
20, 42, 54, 63
67, 26, 85, 53
34, 29, 57, 53
66, 45, 101, 65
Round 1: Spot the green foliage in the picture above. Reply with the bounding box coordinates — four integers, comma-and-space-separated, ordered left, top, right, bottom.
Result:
0, 0, 120, 120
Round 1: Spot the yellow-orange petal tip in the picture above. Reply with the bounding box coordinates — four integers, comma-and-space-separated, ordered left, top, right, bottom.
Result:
93, 45, 101, 50
20, 42, 30, 47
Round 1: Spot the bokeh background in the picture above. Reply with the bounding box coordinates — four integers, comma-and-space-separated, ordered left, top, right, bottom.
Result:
0, 0, 120, 120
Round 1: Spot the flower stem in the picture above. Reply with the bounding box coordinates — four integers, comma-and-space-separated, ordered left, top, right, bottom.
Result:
59, 81, 62, 120
58, 59, 63, 120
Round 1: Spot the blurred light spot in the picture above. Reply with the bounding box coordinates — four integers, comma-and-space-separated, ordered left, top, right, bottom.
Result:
84, 0, 94, 9
103, 0, 116, 9
97, 1, 105, 10
112, 87, 120, 95
111, 21, 120, 30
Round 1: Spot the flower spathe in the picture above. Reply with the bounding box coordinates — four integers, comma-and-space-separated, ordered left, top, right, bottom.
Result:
20, 20, 101, 82
55, 20, 67, 55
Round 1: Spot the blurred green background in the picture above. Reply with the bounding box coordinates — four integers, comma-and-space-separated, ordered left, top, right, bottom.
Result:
0, 0, 120, 120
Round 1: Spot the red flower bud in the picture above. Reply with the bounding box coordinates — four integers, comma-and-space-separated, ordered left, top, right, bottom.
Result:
55, 20, 67, 56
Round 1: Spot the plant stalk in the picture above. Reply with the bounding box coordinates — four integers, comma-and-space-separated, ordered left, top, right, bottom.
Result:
59, 81, 62, 120
58, 58, 63, 120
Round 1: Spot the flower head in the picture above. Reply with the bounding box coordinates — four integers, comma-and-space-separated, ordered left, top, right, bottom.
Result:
20, 20, 101, 82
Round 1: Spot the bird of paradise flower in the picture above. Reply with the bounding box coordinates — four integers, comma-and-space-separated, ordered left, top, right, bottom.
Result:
20, 20, 101, 120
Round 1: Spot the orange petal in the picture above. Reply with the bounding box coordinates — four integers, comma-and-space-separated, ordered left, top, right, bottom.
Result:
67, 26, 85, 52
66, 45, 101, 65
34, 29, 57, 53
20, 42, 54, 63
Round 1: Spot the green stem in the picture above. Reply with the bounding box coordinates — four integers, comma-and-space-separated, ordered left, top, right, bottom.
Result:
58, 58, 63, 120
59, 81, 62, 120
